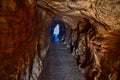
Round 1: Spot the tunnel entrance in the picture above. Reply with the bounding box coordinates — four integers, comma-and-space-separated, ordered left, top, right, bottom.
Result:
50, 20, 66, 41
53, 24, 60, 37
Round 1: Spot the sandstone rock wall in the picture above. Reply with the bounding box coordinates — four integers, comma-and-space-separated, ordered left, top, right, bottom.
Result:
0, 0, 52, 80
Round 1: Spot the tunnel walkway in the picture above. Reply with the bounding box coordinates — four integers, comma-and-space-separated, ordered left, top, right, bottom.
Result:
38, 38, 85, 80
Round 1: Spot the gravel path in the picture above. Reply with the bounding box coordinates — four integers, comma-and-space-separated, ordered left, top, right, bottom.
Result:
38, 39, 85, 80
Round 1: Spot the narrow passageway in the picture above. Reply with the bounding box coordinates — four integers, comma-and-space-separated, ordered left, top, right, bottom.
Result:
38, 38, 85, 80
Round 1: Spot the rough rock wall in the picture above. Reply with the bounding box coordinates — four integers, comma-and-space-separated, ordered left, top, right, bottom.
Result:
37, 0, 120, 80
0, 0, 52, 80
71, 20, 120, 80
36, 7, 53, 61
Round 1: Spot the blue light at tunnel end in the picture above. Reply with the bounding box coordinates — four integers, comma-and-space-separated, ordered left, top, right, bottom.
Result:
53, 24, 60, 41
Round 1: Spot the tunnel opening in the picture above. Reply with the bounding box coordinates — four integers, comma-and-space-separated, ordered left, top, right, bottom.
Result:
53, 24, 60, 37
50, 20, 66, 41
53, 24, 60, 41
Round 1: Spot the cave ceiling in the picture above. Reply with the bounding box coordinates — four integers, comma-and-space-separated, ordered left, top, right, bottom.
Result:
37, 0, 120, 30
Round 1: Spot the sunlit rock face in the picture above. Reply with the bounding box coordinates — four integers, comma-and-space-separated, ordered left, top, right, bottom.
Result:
0, 0, 52, 80
37, 0, 120, 80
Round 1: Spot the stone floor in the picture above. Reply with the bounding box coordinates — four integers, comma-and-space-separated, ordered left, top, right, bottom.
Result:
38, 38, 85, 80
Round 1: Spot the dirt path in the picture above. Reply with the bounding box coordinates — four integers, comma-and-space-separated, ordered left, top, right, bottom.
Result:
38, 39, 85, 80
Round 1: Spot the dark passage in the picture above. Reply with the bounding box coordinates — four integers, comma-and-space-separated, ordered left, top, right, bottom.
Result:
38, 38, 85, 80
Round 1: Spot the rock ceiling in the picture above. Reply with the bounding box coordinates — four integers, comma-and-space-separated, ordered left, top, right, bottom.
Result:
37, 0, 120, 30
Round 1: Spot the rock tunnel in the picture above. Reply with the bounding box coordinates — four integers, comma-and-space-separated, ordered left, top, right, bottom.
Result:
0, 0, 120, 80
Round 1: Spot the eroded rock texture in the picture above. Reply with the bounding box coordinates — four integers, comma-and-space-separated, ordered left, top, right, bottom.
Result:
0, 0, 52, 80
0, 0, 120, 80
37, 0, 120, 80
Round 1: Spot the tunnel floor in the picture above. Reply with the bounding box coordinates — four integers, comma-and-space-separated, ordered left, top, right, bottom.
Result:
38, 38, 85, 80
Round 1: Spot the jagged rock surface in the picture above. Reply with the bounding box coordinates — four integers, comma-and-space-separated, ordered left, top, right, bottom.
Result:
0, 0, 52, 80
0, 0, 120, 80
37, 0, 120, 80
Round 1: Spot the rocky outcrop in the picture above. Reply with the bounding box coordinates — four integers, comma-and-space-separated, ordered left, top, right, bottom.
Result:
37, 0, 120, 80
